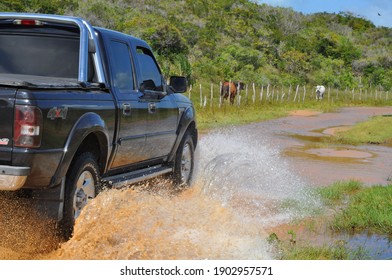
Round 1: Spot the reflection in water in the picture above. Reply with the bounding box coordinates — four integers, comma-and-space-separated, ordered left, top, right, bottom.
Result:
344, 232, 392, 260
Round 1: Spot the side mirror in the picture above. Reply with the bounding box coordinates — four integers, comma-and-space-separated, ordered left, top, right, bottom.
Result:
169, 76, 187, 93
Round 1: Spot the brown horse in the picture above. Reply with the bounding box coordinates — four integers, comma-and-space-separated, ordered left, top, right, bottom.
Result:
221, 81, 243, 104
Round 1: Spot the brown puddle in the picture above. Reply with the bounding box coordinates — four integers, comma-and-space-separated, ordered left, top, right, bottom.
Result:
322, 126, 352, 136
285, 145, 375, 164
305, 148, 373, 159
289, 110, 323, 117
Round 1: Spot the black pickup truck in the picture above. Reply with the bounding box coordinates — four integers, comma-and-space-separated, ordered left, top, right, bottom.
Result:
0, 13, 197, 238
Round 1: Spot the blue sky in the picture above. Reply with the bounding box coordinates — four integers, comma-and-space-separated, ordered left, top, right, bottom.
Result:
256, 0, 392, 28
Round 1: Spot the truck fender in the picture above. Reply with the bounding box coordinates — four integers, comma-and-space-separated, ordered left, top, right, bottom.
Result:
168, 106, 197, 163
50, 112, 110, 187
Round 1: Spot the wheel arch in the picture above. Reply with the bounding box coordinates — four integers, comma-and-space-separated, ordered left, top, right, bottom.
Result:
50, 112, 110, 187
168, 106, 198, 163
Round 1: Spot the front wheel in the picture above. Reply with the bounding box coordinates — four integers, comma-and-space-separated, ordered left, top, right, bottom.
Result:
59, 152, 100, 240
173, 133, 195, 187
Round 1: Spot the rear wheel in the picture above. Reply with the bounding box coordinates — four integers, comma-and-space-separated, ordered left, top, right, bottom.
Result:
173, 133, 195, 187
59, 152, 100, 240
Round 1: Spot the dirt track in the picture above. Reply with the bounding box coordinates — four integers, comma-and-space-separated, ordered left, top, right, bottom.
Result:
1, 106, 391, 259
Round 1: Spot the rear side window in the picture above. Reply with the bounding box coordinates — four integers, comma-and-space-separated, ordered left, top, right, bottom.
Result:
108, 40, 134, 93
0, 34, 79, 78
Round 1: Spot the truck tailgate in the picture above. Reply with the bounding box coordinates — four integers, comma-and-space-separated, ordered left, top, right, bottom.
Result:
0, 87, 15, 162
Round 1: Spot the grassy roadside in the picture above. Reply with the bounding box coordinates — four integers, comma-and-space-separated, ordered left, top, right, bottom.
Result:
194, 94, 392, 132
197, 102, 337, 132
269, 181, 392, 259
324, 115, 392, 145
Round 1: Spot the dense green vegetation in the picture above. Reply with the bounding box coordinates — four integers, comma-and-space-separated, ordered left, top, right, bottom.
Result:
2, 0, 392, 91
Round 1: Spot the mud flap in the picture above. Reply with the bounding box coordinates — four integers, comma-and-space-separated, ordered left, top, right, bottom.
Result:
31, 178, 65, 222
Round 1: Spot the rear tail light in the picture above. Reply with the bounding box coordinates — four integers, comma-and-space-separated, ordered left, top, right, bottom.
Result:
13, 19, 44, 26
14, 105, 42, 148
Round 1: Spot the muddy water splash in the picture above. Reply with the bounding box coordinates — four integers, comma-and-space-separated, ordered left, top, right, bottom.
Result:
198, 130, 320, 225
0, 192, 59, 259
46, 129, 318, 260
0, 128, 318, 260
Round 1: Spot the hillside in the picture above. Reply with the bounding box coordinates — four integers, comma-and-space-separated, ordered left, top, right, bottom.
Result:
1, 0, 391, 89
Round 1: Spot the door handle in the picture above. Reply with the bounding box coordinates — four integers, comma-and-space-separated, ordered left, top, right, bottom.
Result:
148, 102, 156, 114
122, 103, 131, 116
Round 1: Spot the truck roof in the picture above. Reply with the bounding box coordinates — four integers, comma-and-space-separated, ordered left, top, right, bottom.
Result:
93, 27, 152, 51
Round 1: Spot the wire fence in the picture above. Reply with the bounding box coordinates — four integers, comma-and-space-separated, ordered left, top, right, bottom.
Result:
188, 82, 391, 109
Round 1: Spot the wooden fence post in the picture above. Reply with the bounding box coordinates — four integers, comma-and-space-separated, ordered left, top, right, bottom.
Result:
328, 86, 330, 102
228, 79, 232, 105
210, 83, 213, 108
245, 83, 249, 104
252, 83, 256, 104
188, 84, 192, 100
237, 81, 241, 106
260, 85, 264, 103
219, 81, 222, 108
266, 84, 270, 101
293, 85, 299, 102
199, 84, 202, 107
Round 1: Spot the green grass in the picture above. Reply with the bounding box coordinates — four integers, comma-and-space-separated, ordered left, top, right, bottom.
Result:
317, 180, 362, 204
331, 185, 392, 234
326, 116, 392, 145
279, 243, 368, 260
269, 231, 371, 260
197, 103, 289, 131
195, 100, 344, 132
271, 181, 392, 259
316, 181, 392, 235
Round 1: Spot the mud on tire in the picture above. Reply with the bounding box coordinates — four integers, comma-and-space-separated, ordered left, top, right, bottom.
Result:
58, 152, 100, 240
172, 132, 195, 187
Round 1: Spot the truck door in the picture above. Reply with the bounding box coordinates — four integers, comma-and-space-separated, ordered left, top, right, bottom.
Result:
106, 38, 148, 168
134, 47, 178, 160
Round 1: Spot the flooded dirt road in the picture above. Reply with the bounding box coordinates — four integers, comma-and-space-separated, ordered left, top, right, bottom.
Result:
248, 106, 392, 186
1, 106, 391, 259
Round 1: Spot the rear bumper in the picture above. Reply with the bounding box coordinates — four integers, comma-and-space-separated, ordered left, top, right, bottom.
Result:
0, 165, 30, 190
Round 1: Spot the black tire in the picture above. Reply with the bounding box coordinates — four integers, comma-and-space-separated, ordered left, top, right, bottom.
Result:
59, 152, 100, 240
172, 132, 195, 187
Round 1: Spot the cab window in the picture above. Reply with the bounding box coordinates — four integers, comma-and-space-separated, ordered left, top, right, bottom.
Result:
136, 47, 163, 91
108, 40, 134, 93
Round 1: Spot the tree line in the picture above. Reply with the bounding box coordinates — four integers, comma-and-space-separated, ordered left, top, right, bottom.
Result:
2, 0, 391, 90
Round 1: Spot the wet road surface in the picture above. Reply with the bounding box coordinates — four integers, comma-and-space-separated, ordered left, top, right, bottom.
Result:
1, 106, 391, 259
